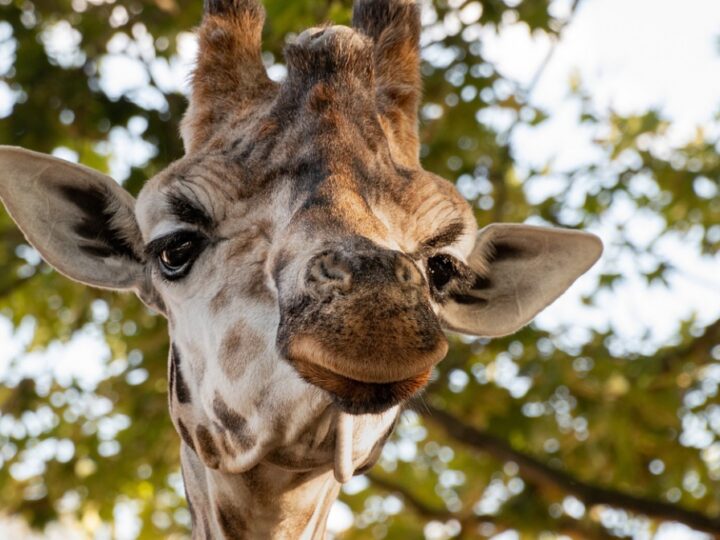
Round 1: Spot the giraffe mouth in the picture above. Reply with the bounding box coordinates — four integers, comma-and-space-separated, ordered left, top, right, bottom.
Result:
289, 356, 433, 414
285, 332, 448, 384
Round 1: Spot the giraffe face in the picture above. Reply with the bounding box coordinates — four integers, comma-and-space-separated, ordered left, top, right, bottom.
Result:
133, 113, 478, 415
0, 0, 602, 500
129, 19, 490, 416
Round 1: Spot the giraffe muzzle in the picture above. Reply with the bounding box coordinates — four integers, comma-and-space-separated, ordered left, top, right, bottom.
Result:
279, 294, 447, 411
277, 245, 448, 412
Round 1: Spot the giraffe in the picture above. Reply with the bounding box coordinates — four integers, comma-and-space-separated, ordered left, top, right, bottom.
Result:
0, 0, 603, 537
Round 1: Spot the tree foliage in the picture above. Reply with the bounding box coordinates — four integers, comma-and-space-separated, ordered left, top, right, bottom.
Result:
0, 0, 719, 538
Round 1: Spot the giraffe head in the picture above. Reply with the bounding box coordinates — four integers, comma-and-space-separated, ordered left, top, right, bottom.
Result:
0, 0, 601, 480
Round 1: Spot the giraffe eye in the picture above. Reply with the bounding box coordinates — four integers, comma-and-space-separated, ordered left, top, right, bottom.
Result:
148, 231, 208, 280
427, 254, 456, 290
161, 241, 195, 272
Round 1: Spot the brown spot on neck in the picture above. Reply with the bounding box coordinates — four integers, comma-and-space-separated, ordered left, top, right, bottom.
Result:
171, 344, 192, 405
213, 393, 255, 450
210, 286, 232, 313
216, 502, 248, 539
196, 425, 221, 469
203, 516, 212, 540
177, 419, 197, 453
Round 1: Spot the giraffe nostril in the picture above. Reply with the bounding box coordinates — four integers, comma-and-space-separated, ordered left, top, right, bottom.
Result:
307, 252, 352, 293
319, 254, 346, 281
307, 250, 422, 294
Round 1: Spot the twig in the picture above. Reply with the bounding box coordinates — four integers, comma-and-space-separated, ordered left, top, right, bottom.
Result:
367, 471, 614, 539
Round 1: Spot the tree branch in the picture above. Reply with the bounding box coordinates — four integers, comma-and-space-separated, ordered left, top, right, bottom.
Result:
418, 404, 720, 537
366, 472, 449, 519
366, 471, 614, 540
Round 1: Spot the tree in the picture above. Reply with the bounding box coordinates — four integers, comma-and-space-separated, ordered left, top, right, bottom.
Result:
0, 0, 719, 538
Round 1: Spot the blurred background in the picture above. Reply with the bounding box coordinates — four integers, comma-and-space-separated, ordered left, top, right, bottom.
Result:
0, 0, 719, 538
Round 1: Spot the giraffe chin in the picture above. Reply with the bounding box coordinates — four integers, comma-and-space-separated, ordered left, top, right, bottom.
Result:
290, 357, 432, 415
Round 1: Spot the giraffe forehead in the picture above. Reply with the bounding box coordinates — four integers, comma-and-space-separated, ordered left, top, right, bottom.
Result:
136, 74, 407, 232
136, 104, 472, 247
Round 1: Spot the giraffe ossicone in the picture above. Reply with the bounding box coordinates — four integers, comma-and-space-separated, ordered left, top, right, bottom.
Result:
0, 0, 603, 537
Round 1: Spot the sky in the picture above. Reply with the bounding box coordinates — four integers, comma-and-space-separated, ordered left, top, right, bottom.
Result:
482, 0, 720, 353
1, 0, 720, 538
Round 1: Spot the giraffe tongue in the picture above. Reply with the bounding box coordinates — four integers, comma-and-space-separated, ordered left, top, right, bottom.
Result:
334, 412, 354, 483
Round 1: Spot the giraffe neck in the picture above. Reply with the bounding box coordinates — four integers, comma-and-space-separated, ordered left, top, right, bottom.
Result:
168, 325, 400, 538
178, 405, 399, 539
181, 443, 341, 539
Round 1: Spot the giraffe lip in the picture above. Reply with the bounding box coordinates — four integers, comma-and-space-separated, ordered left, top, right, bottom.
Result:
288, 356, 432, 414
285, 333, 448, 384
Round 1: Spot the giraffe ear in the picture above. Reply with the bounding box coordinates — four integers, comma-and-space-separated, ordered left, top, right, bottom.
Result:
439, 224, 603, 337
0, 146, 148, 293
